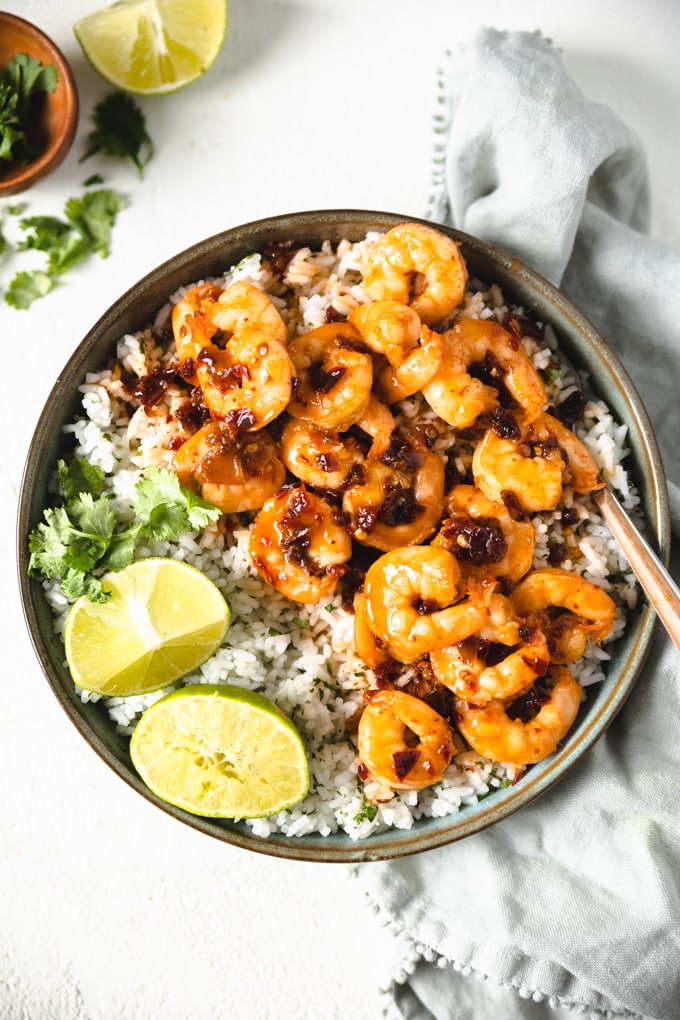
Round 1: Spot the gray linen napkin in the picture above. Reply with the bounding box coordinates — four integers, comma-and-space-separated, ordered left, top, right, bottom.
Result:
352, 29, 680, 1020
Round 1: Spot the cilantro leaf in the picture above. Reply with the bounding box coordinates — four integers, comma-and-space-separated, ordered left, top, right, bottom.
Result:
0, 53, 57, 165
58, 458, 105, 501
4, 190, 125, 309
27, 460, 222, 602
134, 466, 221, 540
4, 269, 54, 309
81, 91, 154, 175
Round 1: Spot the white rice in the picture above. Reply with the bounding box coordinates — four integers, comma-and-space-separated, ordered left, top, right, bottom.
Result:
41, 232, 639, 840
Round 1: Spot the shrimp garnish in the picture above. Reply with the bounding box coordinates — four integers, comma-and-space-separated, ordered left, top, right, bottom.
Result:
172, 420, 285, 513
348, 299, 421, 366
343, 442, 445, 551
510, 567, 616, 645
280, 419, 364, 490
363, 222, 468, 325
172, 282, 225, 374
358, 689, 455, 790
195, 327, 294, 430
454, 666, 582, 765
375, 325, 444, 403
352, 394, 397, 458
422, 318, 547, 429
363, 546, 493, 664
433, 484, 534, 585
286, 322, 373, 430
249, 484, 352, 604
353, 593, 392, 671
533, 411, 604, 495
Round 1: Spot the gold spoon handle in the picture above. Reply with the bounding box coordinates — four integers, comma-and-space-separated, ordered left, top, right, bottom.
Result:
594, 486, 680, 653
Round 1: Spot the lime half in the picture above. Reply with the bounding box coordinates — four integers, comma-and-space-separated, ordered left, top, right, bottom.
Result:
74, 0, 228, 95
64, 558, 230, 697
130, 685, 310, 818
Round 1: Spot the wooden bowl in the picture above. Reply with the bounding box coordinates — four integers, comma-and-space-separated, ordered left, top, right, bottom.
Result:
0, 13, 79, 197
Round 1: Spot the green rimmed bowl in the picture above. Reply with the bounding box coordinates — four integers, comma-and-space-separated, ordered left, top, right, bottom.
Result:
17, 210, 670, 862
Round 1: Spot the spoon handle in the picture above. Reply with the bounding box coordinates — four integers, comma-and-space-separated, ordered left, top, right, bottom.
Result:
594, 486, 680, 653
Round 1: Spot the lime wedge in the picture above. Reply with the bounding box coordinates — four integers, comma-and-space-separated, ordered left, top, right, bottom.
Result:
130, 685, 310, 818
74, 0, 228, 95
64, 558, 230, 697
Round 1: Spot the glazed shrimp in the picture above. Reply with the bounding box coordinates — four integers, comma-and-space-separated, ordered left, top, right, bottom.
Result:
342, 442, 445, 551
195, 327, 294, 429
172, 420, 285, 513
357, 689, 455, 790
532, 412, 604, 495
280, 419, 365, 490
286, 322, 373, 430
375, 324, 444, 403
421, 318, 547, 429
249, 485, 352, 604
511, 566, 616, 644
430, 623, 551, 706
353, 593, 392, 671
472, 424, 565, 512
172, 282, 225, 373
211, 280, 287, 345
352, 394, 397, 458
363, 222, 468, 325
433, 484, 534, 584
454, 666, 582, 764
363, 546, 494, 663
348, 299, 421, 365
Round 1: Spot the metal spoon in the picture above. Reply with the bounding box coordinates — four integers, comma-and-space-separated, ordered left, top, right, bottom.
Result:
593, 486, 680, 652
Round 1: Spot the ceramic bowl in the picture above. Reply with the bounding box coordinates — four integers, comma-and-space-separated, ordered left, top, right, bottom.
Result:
17, 210, 670, 862
0, 13, 79, 197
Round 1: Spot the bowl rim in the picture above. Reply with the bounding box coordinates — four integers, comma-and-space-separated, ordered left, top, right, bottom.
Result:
0, 12, 79, 196
16, 209, 670, 863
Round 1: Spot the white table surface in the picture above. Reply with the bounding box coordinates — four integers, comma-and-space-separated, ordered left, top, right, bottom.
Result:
2, 2, 679, 1018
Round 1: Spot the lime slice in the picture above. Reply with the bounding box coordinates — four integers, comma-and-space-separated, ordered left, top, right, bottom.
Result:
74, 0, 228, 95
64, 558, 230, 696
130, 684, 310, 818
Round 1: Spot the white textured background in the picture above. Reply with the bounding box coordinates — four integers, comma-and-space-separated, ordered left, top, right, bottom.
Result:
2, 2, 679, 1017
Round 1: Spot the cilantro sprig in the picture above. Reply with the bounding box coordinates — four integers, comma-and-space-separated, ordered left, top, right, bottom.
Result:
4, 189, 126, 309
81, 91, 154, 175
0, 53, 57, 166
28, 459, 222, 602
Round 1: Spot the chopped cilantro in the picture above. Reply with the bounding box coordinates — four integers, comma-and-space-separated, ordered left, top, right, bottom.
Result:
293, 618, 308, 629
81, 91, 153, 175
5, 189, 125, 309
28, 459, 221, 602
0, 53, 57, 165
83, 173, 105, 187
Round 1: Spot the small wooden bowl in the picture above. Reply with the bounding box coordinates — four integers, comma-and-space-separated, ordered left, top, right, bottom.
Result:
0, 13, 79, 197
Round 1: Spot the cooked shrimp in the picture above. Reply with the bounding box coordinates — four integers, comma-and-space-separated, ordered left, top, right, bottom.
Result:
353, 394, 396, 458
511, 566, 616, 643
472, 425, 565, 512
286, 322, 373, 430
172, 420, 285, 513
422, 318, 547, 429
353, 593, 392, 670
342, 443, 445, 551
532, 412, 604, 494
430, 624, 550, 706
454, 666, 582, 764
363, 222, 468, 325
194, 327, 293, 430
433, 484, 534, 584
280, 419, 365, 490
357, 689, 455, 790
211, 280, 287, 345
249, 484, 352, 604
363, 546, 494, 664
375, 324, 443, 403
348, 300, 421, 365
172, 282, 225, 373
